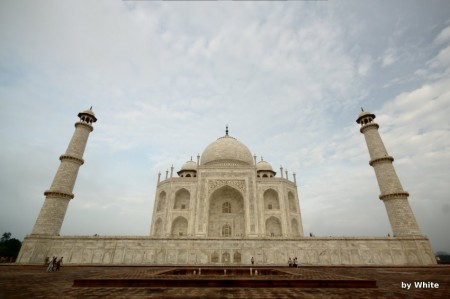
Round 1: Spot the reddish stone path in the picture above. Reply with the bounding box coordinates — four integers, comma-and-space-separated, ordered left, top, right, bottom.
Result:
1, 265, 448, 298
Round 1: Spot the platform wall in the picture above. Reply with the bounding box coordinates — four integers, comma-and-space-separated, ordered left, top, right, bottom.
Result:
16, 235, 436, 266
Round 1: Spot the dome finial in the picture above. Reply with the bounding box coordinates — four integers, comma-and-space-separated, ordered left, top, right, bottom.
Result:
225, 124, 229, 136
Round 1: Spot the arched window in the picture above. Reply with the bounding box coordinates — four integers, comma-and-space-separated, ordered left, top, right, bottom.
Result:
222, 224, 231, 237
264, 189, 280, 210
171, 216, 188, 237
288, 192, 297, 212
157, 191, 166, 212
222, 202, 231, 213
222, 252, 230, 263
154, 218, 163, 236
233, 252, 241, 263
265, 216, 282, 237
211, 252, 219, 263
174, 189, 190, 209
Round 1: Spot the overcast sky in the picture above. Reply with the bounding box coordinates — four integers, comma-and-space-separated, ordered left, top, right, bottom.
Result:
1, 1, 449, 253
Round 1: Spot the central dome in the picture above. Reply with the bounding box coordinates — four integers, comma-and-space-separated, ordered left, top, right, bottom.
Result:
201, 135, 254, 166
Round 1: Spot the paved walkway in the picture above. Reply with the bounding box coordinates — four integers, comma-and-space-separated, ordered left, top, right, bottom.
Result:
1, 265, 448, 298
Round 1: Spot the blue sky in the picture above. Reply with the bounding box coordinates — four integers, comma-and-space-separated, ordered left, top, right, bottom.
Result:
1, 1, 449, 253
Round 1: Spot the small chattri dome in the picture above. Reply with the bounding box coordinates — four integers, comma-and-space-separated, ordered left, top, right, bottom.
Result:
180, 160, 197, 171
256, 160, 273, 172
356, 109, 375, 124
78, 107, 97, 122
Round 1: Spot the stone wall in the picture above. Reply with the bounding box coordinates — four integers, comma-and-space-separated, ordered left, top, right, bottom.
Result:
17, 235, 436, 266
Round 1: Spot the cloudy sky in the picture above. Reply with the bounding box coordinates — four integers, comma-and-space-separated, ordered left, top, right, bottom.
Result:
1, 1, 449, 253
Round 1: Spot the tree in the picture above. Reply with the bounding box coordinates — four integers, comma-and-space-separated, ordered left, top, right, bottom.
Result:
0, 232, 22, 262
1, 232, 11, 242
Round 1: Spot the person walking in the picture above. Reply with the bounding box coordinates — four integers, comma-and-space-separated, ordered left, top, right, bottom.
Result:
288, 258, 292, 267
251, 257, 254, 265
46, 256, 55, 272
56, 257, 63, 271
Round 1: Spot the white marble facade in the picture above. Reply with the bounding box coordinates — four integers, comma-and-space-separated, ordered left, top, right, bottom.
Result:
150, 132, 304, 240
18, 235, 436, 266
16, 112, 437, 265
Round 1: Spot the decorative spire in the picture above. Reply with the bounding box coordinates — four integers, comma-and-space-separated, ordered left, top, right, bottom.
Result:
190, 156, 193, 161
225, 124, 229, 136
361, 107, 364, 112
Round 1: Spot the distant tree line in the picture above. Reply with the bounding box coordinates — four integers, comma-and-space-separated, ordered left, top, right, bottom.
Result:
435, 251, 450, 264
0, 232, 22, 263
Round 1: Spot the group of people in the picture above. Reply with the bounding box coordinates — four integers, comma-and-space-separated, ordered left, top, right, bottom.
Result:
288, 257, 299, 268
46, 256, 63, 272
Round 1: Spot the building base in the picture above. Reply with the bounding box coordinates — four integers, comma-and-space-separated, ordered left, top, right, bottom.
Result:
16, 235, 436, 266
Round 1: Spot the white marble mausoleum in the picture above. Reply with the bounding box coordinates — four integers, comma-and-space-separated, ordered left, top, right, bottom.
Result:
16, 108, 436, 265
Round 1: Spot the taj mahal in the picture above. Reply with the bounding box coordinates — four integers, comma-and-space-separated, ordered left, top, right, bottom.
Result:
16, 108, 436, 265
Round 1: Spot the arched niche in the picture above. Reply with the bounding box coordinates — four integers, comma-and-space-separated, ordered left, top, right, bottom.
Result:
288, 191, 297, 212
171, 216, 188, 236
222, 252, 230, 264
265, 216, 282, 237
154, 218, 163, 236
208, 185, 245, 237
157, 191, 166, 212
233, 252, 241, 264
264, 189, 280, 210
174, 188, 190, 210
211, 252, 219, 263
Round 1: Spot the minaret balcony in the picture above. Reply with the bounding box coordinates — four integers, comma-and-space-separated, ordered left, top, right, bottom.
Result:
369, 156, 394, 166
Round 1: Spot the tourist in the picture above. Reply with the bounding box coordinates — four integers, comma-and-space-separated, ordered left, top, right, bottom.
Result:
46, 256, 55, 272
288, 258, 292, 267
56, 257, 63, 271
251, 257, 254, 265
294, 257, 298, 268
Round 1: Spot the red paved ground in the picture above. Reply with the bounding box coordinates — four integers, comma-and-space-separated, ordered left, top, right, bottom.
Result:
0, 264, 448, 298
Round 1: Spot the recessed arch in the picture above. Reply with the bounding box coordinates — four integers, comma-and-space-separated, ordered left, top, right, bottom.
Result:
264, 189, 280, 210
208, 185, 245, 237
222, 224, 231, 237
174, 188, 190, 209
211, 252, 219, 263
288, 191, 297, 212
222, 252, 231, 264
265, 216, 282, 237
157, 191, 166, 212
154, 218, 163, 236
171, 216, 188, 236
233, 252, 241, 264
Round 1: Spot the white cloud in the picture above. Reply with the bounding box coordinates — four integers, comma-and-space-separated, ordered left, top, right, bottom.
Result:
430, 45, 450, 69
381, 48, 398, 67
358, 54, 373, 76
434, 24, 450, 44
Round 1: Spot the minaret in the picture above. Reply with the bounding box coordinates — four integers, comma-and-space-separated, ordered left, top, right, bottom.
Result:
31, 108, 97, 235
356, 109, 421, 236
